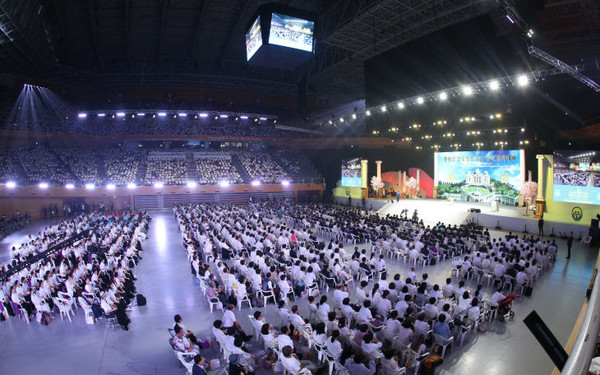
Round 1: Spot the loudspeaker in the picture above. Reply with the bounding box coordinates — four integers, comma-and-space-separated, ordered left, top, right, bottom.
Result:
469, 208, 481, 213
523, 311, 568, 370
591, 219, 599, 229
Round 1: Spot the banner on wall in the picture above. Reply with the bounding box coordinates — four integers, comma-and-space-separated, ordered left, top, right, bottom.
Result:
553, 150, 600, 205
341, 158, 362, 187
434, 150, 525, 205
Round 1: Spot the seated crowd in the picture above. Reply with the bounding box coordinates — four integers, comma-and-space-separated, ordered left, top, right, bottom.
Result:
144, 158, 188, 186
0, 145, 320, 187
173, 201, 556, 374
194, 154, 243, 185
237, 152, 290, 184
0, 211, 150, 330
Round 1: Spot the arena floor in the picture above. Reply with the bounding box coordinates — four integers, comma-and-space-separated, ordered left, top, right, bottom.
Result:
0, 209, 596, 375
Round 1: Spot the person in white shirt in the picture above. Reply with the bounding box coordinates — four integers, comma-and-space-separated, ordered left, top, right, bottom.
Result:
382, 310, 401, 342
333, 284, 349, 309
280, 345, 315, 373
222, 304, 251, 341
396, 320, 413, 346
361, 331, 382, 355
325, 330, 343, 360
490, 288, 506, 307
356, 300, 373, 325
173, 325, 199, 355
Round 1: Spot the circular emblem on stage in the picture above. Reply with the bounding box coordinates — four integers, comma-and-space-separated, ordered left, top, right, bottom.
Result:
571, 206, 583, 222
345, 188, 351, 196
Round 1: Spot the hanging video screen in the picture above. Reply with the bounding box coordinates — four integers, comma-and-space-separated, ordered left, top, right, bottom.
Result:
245, 16, 262, 61
553, 150, 600, 205
435, 150, 524, 205
269, 13, 314, 52
341, 158, 362, 187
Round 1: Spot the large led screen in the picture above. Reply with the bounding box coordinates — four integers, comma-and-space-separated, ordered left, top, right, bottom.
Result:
269, 13, 314, 52
341, 158, 362, 187
435, 150, 525, 205
553, 150, 600, 205
245, 16, 262, 61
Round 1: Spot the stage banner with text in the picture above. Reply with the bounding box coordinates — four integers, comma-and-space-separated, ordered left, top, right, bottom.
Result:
434, 150, 525, 205
341, 158, 362, 187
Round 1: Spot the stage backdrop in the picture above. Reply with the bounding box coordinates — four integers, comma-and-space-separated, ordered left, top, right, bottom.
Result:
341, 158, 362, 187
553, 150, 600, 205
434, 150, 525, 205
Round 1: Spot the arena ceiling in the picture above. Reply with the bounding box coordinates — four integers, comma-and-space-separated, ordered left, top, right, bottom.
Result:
0, 0, 598, 112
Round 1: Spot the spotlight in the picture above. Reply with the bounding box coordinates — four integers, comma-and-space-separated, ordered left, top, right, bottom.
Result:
416, 97, 424, 104
6, 181, 16, 189
397, 102, 405, 109
489, 80, 500, 91
462, 85, 473, 96
220, 114, 228, 118
158, 112, 167, 117
381, 105, 387, 112
219, 180, 230, 187
281, 180, 290, 186
116, 112, 126, 117
78, 113, 87, 119
85, 183, 95, 190
259, 117, 267, 121
240, 115, 248, 120
521, 128, 525, 132
127, 182, 136, 189
439, 92, 448, 101
339, 117, 344, 122
39, 182, 49, 189
106, 183, 116, 190
178, 113, 187, 117
199, 113, 209, 118
154, 182, 164, 188
251, 180, 261, 186
186, 181, 197, 188
366, 110, 371, 116
352, 113, 357, 120
517, 74, 529, 86
137, 113, 145, 117
97, 113, 106, 117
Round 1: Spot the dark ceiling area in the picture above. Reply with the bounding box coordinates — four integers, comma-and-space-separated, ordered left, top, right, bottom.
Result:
0, 0, 598, 129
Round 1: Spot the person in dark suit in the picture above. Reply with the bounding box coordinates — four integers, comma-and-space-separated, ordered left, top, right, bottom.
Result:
538, 217, 544, 236
192, 355, 207, 375
567, 232, 574, 259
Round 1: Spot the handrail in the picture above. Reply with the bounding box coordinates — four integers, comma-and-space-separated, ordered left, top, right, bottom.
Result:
561, 249, 600, 375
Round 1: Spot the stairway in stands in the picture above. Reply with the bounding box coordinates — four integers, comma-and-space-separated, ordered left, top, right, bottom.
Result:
135, 151, 148, 185
8, 151, 28, 184
185, 152, 198, 182
230, 153, 251, 183
48, 147, 78, 183
96, 153, 107, 184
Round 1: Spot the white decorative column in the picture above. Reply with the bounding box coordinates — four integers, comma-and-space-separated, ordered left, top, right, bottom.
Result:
536, 155, 545, 201
376, 161, 382, 179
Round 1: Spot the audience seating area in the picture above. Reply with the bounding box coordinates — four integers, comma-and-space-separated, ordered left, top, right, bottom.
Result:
0, 211, 150, 329
0, 145, 321, 187
194, 154, 243, 185
173, 202, 556, 374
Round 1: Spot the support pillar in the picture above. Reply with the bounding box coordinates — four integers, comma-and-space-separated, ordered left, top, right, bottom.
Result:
376, 161, 382, 179
361, 159, 368, 189
535, 155, 545, 218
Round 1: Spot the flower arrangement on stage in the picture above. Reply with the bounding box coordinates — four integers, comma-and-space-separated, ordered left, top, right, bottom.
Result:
370, 176, 384, 197
406, 177, 419, 197
520, 181, 538, 215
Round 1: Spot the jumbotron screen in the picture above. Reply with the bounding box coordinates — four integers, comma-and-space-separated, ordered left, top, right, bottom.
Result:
553, 151, 600, 205
245, 16, 262, 61
341, 158, 362, 187
269, 13, 314, 52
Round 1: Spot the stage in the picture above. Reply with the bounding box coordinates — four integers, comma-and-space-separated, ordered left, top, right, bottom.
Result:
336, 196, 591, 239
